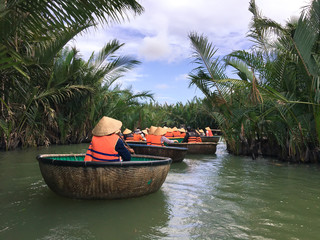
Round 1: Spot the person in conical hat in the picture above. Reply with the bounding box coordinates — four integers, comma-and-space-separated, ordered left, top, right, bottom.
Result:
132, 128, 145, 141
179, 128, 186, 138
205, 127, 213, 137
199, 129, 205, 136
150, 127, 178, 146
148, 126, 157, 135
182, 126, 202, 143
123, 128, 134, 141
172, 126, 180, 137
84, 116, 131, 162
165, 127, 174, 137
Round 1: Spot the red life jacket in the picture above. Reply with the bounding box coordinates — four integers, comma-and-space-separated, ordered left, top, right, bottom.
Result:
150, 135, 163, 146
196, 136, 202, 142
84, 134, 120, 162
180, 132, 186, 138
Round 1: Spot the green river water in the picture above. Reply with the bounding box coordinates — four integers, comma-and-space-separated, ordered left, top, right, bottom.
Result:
1, 142, 320, 240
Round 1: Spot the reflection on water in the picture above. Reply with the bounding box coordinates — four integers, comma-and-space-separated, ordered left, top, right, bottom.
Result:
1, 143, 320, 239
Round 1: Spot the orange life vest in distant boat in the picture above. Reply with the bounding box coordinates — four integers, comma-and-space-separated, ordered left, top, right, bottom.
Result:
180, 132, 186, 138
206, 129, 213, 137
125, 133, 134, 141
133, 133, 143, 141
84, 134, 120, 162
173, 131, 181, 137
146, 134, 153, 145
165, 132, 173, 137
196, 136, 202, 142
151, 135, 163, 146
188, 132, 197, 143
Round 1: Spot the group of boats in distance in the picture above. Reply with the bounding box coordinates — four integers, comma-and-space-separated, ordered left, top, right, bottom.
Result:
37, 130, 221, 200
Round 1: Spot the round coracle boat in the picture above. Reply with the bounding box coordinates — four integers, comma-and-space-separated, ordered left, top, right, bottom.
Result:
37, 154, 172, 200
167, 142, 217, 154
128, 143, 188, 163
200, 136, 220, 143
125, 140, 147, 145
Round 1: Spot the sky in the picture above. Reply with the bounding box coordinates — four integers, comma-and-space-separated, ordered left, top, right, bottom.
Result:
71, 0, 310, 104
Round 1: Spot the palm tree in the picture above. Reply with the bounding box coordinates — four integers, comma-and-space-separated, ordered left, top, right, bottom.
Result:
188, 0, 320, 162
0, 0, 144, 150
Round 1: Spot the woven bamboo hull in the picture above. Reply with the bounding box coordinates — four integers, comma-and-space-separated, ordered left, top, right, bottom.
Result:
37, 154, 171, 200
128, 144, 188, 163
200, 136, 220, 143
167, 142, 217, 154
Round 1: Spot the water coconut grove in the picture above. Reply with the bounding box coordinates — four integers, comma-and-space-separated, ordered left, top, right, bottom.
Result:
2, 0, 320, 162
1, 0, 320, 239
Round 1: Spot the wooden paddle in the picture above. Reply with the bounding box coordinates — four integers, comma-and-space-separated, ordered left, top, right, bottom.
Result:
118, 133, 135, 154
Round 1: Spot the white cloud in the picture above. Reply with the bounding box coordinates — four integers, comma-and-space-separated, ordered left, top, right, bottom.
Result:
175, 73, 189, 82
156, 84, 170, 89
139, 35, 171, 61
74, 0, 308, 62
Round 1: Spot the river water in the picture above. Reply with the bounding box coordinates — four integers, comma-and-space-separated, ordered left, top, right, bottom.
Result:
1, 141, 320, 240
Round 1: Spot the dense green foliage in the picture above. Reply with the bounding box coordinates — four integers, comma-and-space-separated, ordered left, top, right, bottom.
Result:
0, 0, 144, 150
188, 0, 320, 162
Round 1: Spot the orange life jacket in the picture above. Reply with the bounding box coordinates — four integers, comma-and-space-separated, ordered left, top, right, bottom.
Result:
206, 129, 213, 137
133, 133, 143, 141
188, 132, 198, 143
146, 134, 153, 145
150, 135, 163, 146
165, 132, 173, 137
84, 134, 120, 162
196, 136, 202, 142
173, 131, 181, 137
125, 133, 134, 141
180, 132, 186, 138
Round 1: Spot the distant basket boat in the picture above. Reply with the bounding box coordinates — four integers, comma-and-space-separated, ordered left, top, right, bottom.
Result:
125, 140, 147, 145
37, 154, 172, 200
200, 136, 220, 143
167, 142, 217, 154
128, 143, 188, 163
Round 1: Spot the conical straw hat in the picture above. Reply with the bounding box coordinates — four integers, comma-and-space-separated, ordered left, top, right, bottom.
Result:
92, 116, 122, 136
167, 128, 173, 132
149, 126, 157, 135
142, 129, 148, 135
199, 129, 204, 133
205, 127, 211, 131
179, 128, 186, 133
154, 127, 167, 136
172, 127, 178, 131
123, 128, 132, 134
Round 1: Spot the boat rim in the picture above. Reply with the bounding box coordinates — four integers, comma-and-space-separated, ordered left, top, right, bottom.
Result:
37, 154, 172, 167
127, 143, 188, 151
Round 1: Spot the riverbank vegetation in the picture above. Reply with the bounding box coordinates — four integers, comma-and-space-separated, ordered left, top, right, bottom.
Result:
188, 0, 320, 162
1, 0, 319, 163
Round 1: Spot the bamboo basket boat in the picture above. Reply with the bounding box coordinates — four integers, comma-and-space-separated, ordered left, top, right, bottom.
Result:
128, 143, 188, 163
125, 140, 147, 145
37, 154, 172, 200
167, 142, 217, 154
200, 136, 220, 143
